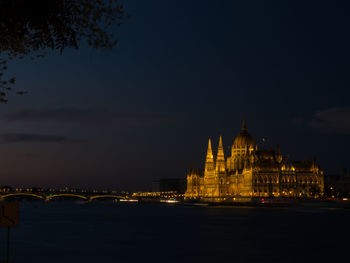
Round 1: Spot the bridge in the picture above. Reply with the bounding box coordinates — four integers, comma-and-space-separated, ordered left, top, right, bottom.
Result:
0, 188, 184, 202
0, 191, 130, 202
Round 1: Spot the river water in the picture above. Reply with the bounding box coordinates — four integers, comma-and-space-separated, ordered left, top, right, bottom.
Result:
1, 202, 349, 263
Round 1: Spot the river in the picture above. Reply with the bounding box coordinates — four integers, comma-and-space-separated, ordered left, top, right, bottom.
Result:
2, 202, 349, 262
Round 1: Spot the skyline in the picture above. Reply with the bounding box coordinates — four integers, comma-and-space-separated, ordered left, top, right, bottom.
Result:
0, 0, 349, 190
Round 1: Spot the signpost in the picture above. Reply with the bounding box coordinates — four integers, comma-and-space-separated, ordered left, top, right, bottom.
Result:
0, 202, 19, 263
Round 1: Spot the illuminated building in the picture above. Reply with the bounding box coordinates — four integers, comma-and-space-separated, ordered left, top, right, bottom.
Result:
185, 120, 324, 201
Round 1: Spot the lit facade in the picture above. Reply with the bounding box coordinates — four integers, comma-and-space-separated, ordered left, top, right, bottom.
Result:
185, 120, 324, 201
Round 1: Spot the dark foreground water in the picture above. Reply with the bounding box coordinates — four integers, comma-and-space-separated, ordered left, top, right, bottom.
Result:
2, 202, 350, 263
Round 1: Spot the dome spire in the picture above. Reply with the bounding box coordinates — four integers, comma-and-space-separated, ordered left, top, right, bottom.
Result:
232, 118, 256, 151
241, 118, 247, 132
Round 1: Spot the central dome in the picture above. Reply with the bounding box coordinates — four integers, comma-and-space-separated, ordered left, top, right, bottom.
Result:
232, 120, 256, 149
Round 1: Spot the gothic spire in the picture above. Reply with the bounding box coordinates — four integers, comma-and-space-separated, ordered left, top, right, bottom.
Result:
216, 135, 225, 161
206, 138, 213, 160
216, 135, 226, 172
205, 138, 214, 171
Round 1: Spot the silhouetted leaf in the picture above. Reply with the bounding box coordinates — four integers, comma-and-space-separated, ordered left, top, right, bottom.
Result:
0, 0, 128, 102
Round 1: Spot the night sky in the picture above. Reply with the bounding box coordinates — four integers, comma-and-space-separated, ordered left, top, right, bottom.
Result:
1, 0, 349, 190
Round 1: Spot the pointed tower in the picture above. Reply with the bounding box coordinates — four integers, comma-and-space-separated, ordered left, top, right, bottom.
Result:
216, 136, 226, 172
217, 136, 225, 161
205, 138, 215, 172
241, 118, 247, 132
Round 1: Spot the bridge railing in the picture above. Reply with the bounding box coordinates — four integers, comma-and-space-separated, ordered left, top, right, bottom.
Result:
0, 192, 130, 202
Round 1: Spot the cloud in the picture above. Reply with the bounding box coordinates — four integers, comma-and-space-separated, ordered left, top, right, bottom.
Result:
298, 107, 350, 134
0, 133, 80, 144
2, 108, 171, 127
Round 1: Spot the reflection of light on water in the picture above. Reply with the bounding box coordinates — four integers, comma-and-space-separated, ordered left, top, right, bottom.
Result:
192, 203, 208, 206
160, 199, 179, 203
12, 202, 350, 262
120, 199, 138, 202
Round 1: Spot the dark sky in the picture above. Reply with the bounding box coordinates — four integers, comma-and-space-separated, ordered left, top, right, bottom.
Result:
1, 0, 349, 190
